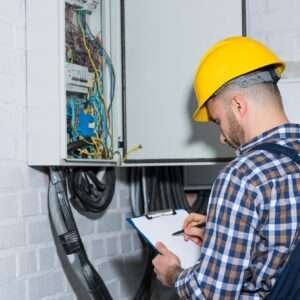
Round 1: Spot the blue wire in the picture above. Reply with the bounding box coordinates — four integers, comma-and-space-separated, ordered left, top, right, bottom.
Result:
83, 14, 115, 113
73, 10, 113, 156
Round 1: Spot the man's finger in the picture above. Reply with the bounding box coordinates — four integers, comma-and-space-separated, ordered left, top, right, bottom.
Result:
189, 236, 202, 246
152, 255, 160, 266
155, 241, 169, 254
186, 226, 204, 236
184, 234, 202, 244
183, 213, 206, 228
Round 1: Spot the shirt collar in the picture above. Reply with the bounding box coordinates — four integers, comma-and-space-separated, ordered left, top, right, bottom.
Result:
236, 123, 300, 156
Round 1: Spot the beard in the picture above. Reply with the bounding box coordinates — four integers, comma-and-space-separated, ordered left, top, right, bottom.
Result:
223, 109, 245, 149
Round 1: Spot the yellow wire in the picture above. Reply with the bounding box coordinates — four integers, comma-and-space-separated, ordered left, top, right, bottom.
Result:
77, 14, 99, 80
91, 136, 103, 156
77, 12, 113, 154
124, 145, 142, 160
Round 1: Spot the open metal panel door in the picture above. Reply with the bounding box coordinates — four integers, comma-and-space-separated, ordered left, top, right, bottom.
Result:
121, 0, 242, 165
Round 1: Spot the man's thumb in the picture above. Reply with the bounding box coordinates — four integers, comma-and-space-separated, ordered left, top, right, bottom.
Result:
156, 241, 168, 254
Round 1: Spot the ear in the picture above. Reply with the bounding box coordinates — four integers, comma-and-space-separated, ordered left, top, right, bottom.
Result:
231, 94, 247, 120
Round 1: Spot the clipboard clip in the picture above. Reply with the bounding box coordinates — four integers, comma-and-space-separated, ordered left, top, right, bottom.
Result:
145, 209, 176, 219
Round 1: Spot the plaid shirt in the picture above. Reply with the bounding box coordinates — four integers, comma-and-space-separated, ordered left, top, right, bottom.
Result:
175, 123, 300, 299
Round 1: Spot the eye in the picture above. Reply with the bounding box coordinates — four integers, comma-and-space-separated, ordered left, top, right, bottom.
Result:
211, 118, 220, 126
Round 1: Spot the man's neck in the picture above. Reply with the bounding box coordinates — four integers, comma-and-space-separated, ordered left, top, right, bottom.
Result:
244, 116, 289, 144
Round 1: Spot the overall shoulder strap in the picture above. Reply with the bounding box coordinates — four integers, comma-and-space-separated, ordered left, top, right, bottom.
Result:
251, 142, 300, 164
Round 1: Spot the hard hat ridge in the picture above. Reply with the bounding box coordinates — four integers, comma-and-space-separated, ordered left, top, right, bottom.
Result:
213, 67, 280, 97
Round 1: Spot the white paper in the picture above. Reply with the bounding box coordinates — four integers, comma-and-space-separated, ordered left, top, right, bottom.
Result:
129, 209, 201, 268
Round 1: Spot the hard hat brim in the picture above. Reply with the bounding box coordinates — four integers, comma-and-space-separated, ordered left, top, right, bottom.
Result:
192, 105, 209, 122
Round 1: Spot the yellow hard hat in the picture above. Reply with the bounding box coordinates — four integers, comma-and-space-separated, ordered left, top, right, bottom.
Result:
193, 36, 285, 122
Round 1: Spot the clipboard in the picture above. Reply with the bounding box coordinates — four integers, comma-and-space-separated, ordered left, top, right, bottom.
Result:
127, 209, 201, 268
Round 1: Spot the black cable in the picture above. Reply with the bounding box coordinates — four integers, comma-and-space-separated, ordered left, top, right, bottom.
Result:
148, 168, 159, 211
172, 167, 190, 210
48, 168, 113, 300
190, 190, 210, 214
67, 167, 115, 214
164, 168, 175, 209
159, 172, 169, 209
133, 240, 156, 300
132, 166, 187, 300
169, 168, 182, 209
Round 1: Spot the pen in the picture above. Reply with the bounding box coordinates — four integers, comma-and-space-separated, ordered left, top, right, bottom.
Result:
172, 222, 206, 236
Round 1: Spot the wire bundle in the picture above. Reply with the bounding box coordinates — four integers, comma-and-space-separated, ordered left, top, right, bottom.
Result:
66, 167, 116, 214
65, 4, 115, 159
129, 166, 211, 299
130, 167, 187, 300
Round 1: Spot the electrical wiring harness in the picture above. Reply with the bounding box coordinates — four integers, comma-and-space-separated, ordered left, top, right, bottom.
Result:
65, 4, 115, 160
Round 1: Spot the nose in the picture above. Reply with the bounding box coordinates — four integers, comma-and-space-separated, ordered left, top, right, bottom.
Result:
219, 133, 227, 145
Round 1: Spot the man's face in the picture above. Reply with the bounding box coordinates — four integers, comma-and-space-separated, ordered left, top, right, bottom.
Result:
206, 97, 245, 149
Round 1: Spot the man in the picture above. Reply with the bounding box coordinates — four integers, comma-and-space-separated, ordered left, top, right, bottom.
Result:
152, 36, 300, 299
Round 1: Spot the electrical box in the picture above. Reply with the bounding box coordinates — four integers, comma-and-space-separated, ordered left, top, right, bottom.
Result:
26, 0, 242, 166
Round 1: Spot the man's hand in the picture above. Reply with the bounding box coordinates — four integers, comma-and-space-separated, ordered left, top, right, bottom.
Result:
183, 213, 206, 246
152, 242, 183, 287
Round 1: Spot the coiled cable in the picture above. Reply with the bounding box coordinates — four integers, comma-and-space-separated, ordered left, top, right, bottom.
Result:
66, 167, 115, 214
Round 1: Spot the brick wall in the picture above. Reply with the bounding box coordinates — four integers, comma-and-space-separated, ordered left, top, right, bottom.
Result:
0, 1, 143, 299
247, 0, 300, 62
247, 0, 300, 123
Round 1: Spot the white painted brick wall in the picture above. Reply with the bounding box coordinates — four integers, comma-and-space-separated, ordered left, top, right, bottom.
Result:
0, 194, 18, 218
17, 249, 37, 277
0, 222, 25, 249
247, 0, 300, 62
21, 191, 41, 217
0, 279, 26, 300
0, 1, 143, 299
247, 0, 300, 118
28, 272, 65, 300
0, 254, 16, 281
39, 246, 57, 272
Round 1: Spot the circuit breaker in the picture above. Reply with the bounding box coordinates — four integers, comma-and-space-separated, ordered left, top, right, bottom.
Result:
26, 0, 242, 166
